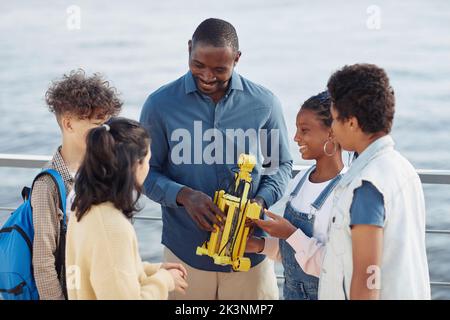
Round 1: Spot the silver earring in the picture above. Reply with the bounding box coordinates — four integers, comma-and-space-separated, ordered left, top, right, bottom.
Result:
323, 140, 337, 157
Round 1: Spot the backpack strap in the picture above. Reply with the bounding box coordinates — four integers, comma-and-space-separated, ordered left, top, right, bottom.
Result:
31, 169, 67, 227
30, 168, 68, 299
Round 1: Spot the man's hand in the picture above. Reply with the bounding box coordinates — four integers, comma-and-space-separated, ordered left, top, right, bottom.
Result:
245, 237, 265, 253
245, 196, 266, 230
251, 196, 267, 210
176, 187, 226, 232
254, 209, 296, 240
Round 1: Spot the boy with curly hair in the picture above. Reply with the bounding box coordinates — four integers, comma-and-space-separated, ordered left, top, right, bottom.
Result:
32, 70, 122, 299
319, 64, 430, 299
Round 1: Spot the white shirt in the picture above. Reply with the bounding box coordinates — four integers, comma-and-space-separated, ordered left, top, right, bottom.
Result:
289, 168, 346, 243
65, 171, 76, 219
261, 166, 347, 277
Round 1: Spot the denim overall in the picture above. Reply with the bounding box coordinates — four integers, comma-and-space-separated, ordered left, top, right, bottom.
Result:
280, 165, 342, 300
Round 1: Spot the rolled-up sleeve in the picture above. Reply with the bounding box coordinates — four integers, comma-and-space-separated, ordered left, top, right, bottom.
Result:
260, 237, 281, 262
286, 229, 325, 278
350, 181, 385, 228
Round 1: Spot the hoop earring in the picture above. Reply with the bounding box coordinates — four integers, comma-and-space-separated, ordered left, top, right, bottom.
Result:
323, 140, 337, 157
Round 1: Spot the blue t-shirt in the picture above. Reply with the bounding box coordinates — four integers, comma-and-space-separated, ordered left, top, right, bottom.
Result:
350, 180, 385, 227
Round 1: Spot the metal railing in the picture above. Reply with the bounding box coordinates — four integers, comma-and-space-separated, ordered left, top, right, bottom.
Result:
1, 153, 450, 289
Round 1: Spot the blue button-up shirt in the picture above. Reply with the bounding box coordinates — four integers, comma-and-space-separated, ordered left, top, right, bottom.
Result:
140, 70, 292, 271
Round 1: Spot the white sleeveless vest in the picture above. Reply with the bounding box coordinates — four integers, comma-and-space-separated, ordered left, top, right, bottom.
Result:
318, 135, 431, 300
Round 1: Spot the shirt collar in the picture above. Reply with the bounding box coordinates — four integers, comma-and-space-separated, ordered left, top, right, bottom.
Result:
50, 146, 75, 188
339, 135, 395, 187
184, 70, 244, 95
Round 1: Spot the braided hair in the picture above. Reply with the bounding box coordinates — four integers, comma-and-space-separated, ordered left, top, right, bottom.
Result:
300, 91, 332, 127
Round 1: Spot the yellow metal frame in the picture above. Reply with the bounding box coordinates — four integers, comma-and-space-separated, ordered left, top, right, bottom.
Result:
196, 154, 262, 271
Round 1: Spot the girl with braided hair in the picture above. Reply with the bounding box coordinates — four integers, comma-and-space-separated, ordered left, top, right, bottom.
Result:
246, 91, 346, 300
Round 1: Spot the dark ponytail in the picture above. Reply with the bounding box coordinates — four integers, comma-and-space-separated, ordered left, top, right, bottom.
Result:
72, 117, 150, 221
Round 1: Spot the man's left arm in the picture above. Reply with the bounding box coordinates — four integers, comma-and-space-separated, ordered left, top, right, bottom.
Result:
255, 94, 293, 209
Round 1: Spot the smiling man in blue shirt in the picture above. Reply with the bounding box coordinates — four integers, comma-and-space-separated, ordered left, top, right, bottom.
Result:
140, 18, 292, 300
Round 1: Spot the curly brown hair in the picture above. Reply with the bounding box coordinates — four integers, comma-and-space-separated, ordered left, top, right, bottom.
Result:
45, 69, 122, 120
327, 63, 395, 134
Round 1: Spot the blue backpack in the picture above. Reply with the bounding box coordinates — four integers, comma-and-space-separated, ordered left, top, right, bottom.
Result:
0, 169, 67, 300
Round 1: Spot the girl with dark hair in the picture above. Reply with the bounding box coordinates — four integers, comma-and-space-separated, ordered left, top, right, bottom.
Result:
246, 91, 346, 300
66, 117, 188, 300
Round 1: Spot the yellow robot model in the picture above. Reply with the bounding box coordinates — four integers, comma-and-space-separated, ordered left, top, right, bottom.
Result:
196, 154, 262, 272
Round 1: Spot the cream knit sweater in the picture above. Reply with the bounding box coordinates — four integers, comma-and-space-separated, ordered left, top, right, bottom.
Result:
65, 202, 174, 300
